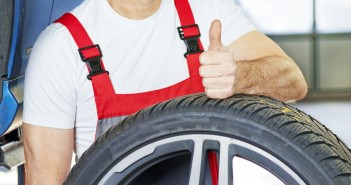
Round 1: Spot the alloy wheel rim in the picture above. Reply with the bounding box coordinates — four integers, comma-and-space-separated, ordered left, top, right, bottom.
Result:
98, 134, 306, 185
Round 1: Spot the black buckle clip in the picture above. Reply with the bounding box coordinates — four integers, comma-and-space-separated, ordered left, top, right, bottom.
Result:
78, 44, 109, 80
177, 24, 203, 57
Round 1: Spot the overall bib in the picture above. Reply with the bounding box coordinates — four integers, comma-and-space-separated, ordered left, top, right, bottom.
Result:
56, 0, 219, 183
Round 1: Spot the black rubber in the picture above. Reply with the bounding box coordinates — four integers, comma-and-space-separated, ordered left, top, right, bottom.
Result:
65, 93, 351, 185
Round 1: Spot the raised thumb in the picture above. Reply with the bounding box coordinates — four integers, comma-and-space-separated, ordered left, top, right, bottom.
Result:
208, 20, 223, 50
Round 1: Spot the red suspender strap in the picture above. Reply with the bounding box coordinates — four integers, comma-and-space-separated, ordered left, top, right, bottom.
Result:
175, 0, 204, 49
55, 14, 115, 96
54, 14, 93, 48
55, 1, 205, 118
174, 0, 204, 77
175, 0, 196, 27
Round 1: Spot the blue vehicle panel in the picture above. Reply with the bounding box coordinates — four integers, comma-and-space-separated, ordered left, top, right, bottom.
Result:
50, 0, 83, 22
0, 0, 25, 135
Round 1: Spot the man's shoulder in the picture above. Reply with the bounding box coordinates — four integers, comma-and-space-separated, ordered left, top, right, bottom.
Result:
35, 23, 72, 51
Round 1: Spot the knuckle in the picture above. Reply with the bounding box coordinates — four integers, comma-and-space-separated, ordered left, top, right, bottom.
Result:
221, 50, 232, 61
205, 89, 220, 99
221, 89, 234, 99
205, 88, 213, 97
225, 62, 236, 74
199, 66, 205, 77
199, 53, 206, 64
227, 76, 236, 86
202, 78, 209, 87
220, 61, 235, 75
222, 67, 233, 76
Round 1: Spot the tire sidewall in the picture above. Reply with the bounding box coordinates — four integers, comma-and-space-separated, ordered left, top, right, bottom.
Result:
67, 111, 333, 185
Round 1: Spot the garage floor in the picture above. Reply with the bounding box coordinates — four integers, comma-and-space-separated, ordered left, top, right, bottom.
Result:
1, 100, 350, 185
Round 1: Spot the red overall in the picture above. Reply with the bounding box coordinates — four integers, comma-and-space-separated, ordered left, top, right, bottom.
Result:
56, 0, 219, 184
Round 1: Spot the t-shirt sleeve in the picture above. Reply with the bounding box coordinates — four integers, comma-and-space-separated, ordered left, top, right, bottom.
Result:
215, 0, 256, 46
23, 24, 77, 129
204, 0, 256, 45
191, 0, 256, 48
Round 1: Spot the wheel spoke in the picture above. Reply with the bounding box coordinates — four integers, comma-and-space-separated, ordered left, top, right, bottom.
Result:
218, 141, 231, 185
189, 138, 206, 185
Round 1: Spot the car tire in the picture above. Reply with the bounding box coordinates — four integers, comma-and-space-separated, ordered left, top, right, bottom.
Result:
65, 93, 351, 185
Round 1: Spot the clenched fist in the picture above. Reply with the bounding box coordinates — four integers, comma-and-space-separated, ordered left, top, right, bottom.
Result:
200, 20, 237, 99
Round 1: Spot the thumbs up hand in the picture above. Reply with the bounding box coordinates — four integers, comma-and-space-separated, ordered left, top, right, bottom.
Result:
199, 20, 237, 99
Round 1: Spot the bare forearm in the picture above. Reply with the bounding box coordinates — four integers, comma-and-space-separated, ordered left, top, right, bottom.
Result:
25, 152, 71, 185
199, 22, 307, 101
23, 123, 73, 185
234, 55, 307, 102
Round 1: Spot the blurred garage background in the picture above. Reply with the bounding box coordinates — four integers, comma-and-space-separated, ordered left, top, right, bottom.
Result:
234, 0, 351, 154
1, 0, 351, 184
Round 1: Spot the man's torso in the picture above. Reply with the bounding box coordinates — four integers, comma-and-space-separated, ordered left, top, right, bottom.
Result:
23, 0, 255, 158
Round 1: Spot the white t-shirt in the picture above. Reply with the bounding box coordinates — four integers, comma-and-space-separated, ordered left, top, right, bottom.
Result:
23, 0, 255, 158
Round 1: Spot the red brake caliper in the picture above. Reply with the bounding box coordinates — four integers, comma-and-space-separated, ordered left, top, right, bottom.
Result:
208, 151, 219, 185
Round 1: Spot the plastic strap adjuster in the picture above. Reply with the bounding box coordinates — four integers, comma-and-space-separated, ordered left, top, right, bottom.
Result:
177, 24, 203, 57
78, 44, 109, 80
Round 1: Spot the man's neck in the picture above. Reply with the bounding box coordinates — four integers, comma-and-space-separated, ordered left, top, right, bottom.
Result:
108, 0, 162, 20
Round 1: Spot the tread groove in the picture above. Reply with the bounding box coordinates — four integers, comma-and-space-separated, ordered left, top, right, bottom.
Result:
188, 94, 206, 107
333, 173, 351, 178
319, 156, 348, 163
174, 95, 192, 109
239, 102, 258, 113
292, 131, 315, 142
304, 140, 332, 149
225, 99, 245, 109
264, 112, 285, 122
251, 106, 270, 116
278, 120, 297, 130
